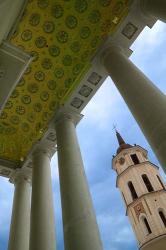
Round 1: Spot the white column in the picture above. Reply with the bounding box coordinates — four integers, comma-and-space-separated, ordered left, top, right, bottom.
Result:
55, 114, 103, 250
140, 0, 166, 22
30, 148, 56, 250
102, 46, 166, 173
8, 169, 31, 250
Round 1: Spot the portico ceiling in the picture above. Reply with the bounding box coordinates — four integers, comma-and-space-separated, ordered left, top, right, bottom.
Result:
0, 0, 132, 163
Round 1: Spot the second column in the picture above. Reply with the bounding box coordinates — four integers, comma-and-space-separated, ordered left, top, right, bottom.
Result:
55, 113, 103, 250
30, 148, 56, 250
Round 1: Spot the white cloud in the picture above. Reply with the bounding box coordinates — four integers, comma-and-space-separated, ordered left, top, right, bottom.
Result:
0, 177, 13, 234
51, 154, 59, 183
114, 225, 135, 243
131, 21, 166, 55
97, 212, 136, 250
82, 77, 127, 131
131, 21, 166, 75
82, 77, 115, 129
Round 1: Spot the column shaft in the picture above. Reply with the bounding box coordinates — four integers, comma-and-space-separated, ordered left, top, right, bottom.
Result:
30, 150, 56, 250
141, 0, 166, 22
8, 175, 31, 250
55, 117, 103, 250
103, 47, 166, 172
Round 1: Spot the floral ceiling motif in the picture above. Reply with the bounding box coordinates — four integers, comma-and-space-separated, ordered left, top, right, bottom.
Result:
0, 0, 132, 162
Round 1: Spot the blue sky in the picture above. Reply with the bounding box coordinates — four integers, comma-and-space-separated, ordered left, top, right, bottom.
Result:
0, 20, 166, 250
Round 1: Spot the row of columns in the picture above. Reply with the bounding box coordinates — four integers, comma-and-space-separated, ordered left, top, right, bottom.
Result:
7, 1, 166, 250
8, 114, 103, 250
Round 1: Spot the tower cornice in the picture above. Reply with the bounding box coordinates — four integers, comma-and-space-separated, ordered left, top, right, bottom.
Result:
116, 161, 159, 187
140, 233, 166, 250
126, 189, 166, 216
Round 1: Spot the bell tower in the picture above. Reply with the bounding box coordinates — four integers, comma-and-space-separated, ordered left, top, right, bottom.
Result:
112, 131, 166, 250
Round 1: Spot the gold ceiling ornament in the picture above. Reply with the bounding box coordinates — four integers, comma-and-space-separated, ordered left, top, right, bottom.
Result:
0, 0, 132, 162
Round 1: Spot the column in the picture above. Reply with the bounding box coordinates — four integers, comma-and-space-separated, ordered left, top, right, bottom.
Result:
8, 169, 31, 250
140, 0, 166, 23
30, 148, 56, 250
102, 46, 166, 173
55, 113, 103, 250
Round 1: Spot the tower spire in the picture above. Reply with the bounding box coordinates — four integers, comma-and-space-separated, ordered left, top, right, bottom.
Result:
116, 130, 125, 146
114, 130, 132, 154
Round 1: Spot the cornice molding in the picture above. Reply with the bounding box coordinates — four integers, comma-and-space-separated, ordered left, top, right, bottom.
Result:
126, 189, 166, 216
116, 161, 159, 187
54, 107, 83, 126
9, 167, 32, 185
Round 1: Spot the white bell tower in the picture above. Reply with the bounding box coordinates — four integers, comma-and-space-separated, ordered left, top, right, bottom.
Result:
112, 131, 166, 250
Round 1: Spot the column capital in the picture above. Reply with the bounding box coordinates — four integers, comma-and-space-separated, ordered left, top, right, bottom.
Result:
9, 168, 32, 185
101, 45, 123, 62
140, 0, 153, 18
32, 144, 53, 160
140, 0, 166, 23
54, 107, 83, 126
101, 45, 132, 67
140, 0, 147, 12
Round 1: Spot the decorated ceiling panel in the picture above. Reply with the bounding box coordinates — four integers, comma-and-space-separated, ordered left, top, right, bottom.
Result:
0, 0, 132, 162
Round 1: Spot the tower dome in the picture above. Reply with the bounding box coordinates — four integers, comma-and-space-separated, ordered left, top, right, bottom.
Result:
112, 132, 166, 250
